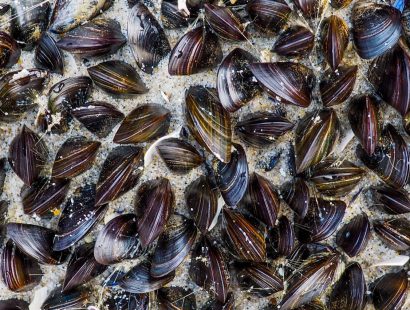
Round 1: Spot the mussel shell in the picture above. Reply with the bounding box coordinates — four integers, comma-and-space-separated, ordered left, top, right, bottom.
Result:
41, 287, 88, 310
321, 15, 349, 70
320, 66, 357, 107
161, 0, 191, 28
403, 110, 410, 136
0, 158, 5, 196
281, 177, 310, 218
330, 0, 352, 9
95, 146, 144, 206
335, 213, 371, 257
268, 215, 295, 257
135, 178, 174, 247
293, 0, 325, 19
352, 2, 402, 59
273, 26, 314, 57
88, 60, 148, 96
250, 62, 314, 107
294, 300, 327, 310
373, 218, 410, 250
372, 270, 408, 310
185, 86, 232, 163
35, 33, 64, 74
373, 186, 410, 214
0, 299, 29, 310
202, 293, 235, 310
7, 223, 69, 265
128, 3, 171, 74
217, 48, 260, 112
157, 287, 197, 310
328, 262, 366, 310
168, 26, 222, 75
114, 104, 171, 144
246, 0, 291, 34
0, 31, 20, 68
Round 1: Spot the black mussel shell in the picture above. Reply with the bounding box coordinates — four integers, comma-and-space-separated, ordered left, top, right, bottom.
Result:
296, 198, 346, 243
0, 158, 5, 196
7, 223, 69, 265
373, 186, 410, 214
57, 18, 126, 57
273, 26, 314, 57
50, 0, 114, 34
72, 101, 124, 138
41, 287, 88, 310
352, 2, 402, 59
88, 60, 148, 96
185, 175, 219, 234
0, 240, 43, 291
128, 3, 171, 74
282, 177, 310, 218
328, 262, 366, 310
235, 112, 294, 147
217, 48, 260, 112
320, 66, 357, 107
21, 177, 70, 216
222, 208, 266, 262
158, 287, 197, 310
293, 0, 325, 19
104, 290, 149, 310
287, 243, 335, 273
96, 146, 144, 206
114, 104, 171, 144
246, 0, 291, 34
336, 213, 371, 257
136, 178, 174, 247
63, 242, 107, 292
156, 138, 204, 173
8, 125, 47, 186
0, 299, 29, 310
35, 33, 64, 74
268, 215, 295, 257
161, 0, 191, 28
202, 293, 235, 310
250, 62, 314, 107
119, 260, 175, 293
357, 124, 410, 188
168, 26, 222, 75
0, 31, 20, 68
54, 184, 108, 251
151, 215, 197, 277
295, 108, 340, 173
372, 270, 408, 310
373, 218, 410, 250
185, 86, 232, 163
94, 214, 141, 265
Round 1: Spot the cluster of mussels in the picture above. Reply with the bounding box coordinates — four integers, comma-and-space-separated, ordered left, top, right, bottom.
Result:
0, 0, 410, 308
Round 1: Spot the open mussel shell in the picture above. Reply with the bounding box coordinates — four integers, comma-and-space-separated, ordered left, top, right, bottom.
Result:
114, 104, 171, 144
185, 86, 232, 163
295, 108, 340, 174
281, 250, 340, 310
156, 138, 204, 173
352, 2, 402, 59
296, 198, 346, 243
250, 62, 314, 107
189, 236, 230, 303
136, 178, 174, 247
104, 290, 149, 310
0, 240, 43, 292
373, 218, 410, 250
95, 146, 144, 206
88, 60, 148, 96
373, 186, 410, 214
216, 143, 248, 207
328, 262, 366, 310
161, 0, 191, 28
49, 0, 114, 34
119, 260, 175, 293
222, 208, 266, 262
151, 215, 197, 277
52, 136, 100, 179
57, 18, 126, 57
246, 0, 291, 34
217, 48, 260, 112
63, 242, 107, 292
235, 112, 294, 147
128, 3, 170, 74
293, 0, 325, 19
267, 215, 295, 257
320, 66, 357, 107
72, 101, 124, 138
282, 177, 310, 218
372, 270, 408, 310
7, 223, 69, 265
21, 177, 70, 216
0, 299, 29, 310
8, 125, 47, 186
35, 33, 64, 74
335, 213, 371, 257
273, 26, 314, 57
357, 124, 410, 189
54, 184, 108, 251
0, 31, 20, 68
94, 214, 141, 265
168, 26, 222, 75
157, 287, 197, 309
41, 287, 88, 310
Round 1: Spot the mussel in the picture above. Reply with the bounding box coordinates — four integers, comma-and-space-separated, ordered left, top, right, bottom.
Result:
321, 15, 349, 70
373, 218, 410, 250
0, 31, 20, 69
246, 0, 291, 34
35, 33, 64, 74
373, 186, 410, 214
273, 26, 314, 57
320, 66, 357, 107
282, 177, 310, 218
372, 270, 408, 310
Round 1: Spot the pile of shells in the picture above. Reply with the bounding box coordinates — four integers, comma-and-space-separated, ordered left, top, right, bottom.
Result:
0, 0, 409, 309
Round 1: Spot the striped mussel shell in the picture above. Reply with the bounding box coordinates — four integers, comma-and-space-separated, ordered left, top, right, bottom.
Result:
0, 31, 20, 69
246, 0, 291, 34
267, 215, 295, 257
372, 270, 408, 310
373, 186, 410, 214
293, 0, 326, 19
282, 177, 310, 218
320, 66, 357, 107
35, 33, 64, 74
41, 287, 88, 310
321, 15, 349, 70
161, 0, 191, 28
373, 218, 410, 250
273, 26, 314, 57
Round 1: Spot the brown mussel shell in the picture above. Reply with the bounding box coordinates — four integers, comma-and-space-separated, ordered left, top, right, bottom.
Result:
373, 186, 410, 214
372, 270, 408, 310
282, 177, 310, 218
128, 3, 171, 74
330, 0, 352, 9
320, 66, 357, 107
41, 287, 88, 310
268, 215, 295, 257
373, 218, 410, 250
35, 33, 64, 74
335, 213, 371, 257
161, 0, 190, 28
114, 104, 171, 144
157, 287, 197, 310
246, 0, 291, 34
168, 26, 222, 75
185, 86, 232, 163
0, 31, 20, 69
293, 0, 325, 19
273, 26, 314, 57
